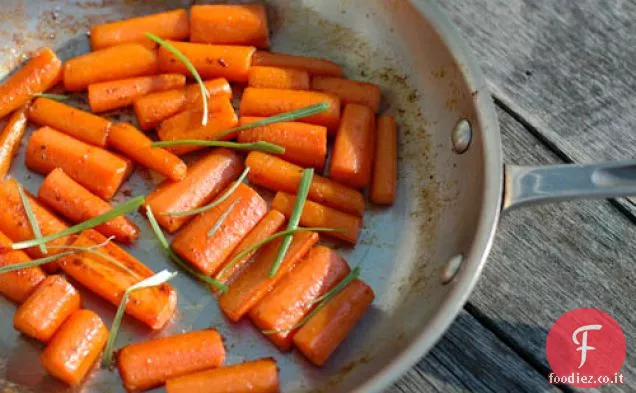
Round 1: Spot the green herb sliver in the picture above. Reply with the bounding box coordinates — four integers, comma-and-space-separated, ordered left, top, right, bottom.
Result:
32, 93, 70, 101
207, 199, 240, 238
151, 140, 285, 155
17, 184, 47, 254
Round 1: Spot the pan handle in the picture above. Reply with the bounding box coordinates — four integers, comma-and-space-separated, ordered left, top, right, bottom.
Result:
502, 160, 636, 211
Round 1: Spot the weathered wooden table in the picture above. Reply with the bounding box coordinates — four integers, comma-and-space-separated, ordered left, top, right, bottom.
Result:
391, 1, 635, 392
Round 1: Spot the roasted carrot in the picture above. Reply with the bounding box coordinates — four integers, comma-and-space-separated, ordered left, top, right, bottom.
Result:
0, 105, 28, 179
172, 183, 267, 275
246, 152, 365, 216
215, 209, 286, 289
0, 48, 62, 118
144, 148, 244, 233
88, 73, 186, 113
133, 78, 232, 130
293, 279, 374, 366
191, 4, 270, 48
251, 51, 343, 77
158, 41, 255, 83
64, 43, 159, 91
248, 66, 309, 90
157, 99, 238, 155
0, 230, 46, 303
166, 358, 279, 393
38, 168, 139, 243
25, 127, 133, 200
238, 117, 327, 168
219, 231, 319, 322
41, 309, 107, 385
28, 97, 111, 147
108, 122, 187, 181
329, 103, 375, 189
371, 115, 398, 205
249, 246, 350, 351
13, 275, 80, 342
272, 192, 361, 244
239, 88, 341, 133
58, 229, 177, 330
311, 76, 381, 113
118, 329, 225, 392
90, 9, 190, 50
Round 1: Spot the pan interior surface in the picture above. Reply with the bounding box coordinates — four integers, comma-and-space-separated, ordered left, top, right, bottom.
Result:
0, 1, 500, 392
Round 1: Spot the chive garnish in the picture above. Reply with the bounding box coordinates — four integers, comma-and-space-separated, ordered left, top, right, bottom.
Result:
207, 199, 240, 238
162, 167, 250, 217
17, 184, 47, 255
150, 140, 285, 155
102, 270, 177, 367
145, 33, 209, 126
269, 169, 314, 277
11, 196, 145, 251
32, 93, 70, 101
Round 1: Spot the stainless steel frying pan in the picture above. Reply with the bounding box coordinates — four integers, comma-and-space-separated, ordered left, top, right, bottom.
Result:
1, 1, 634, 392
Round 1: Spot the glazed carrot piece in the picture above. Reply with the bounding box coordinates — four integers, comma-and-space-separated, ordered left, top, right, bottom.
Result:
109, 122, 187, 181
215, 209, 286, 289
246, 152, 365, 216
166, 358, 279, 393
191, 4, 269, 48
90, 9, 190, 50
64, 43, 159, 91
0, 231, 46, 303
28, 97, 111, 147
329, 103, 375, 189
239, 88, 341, 133
88, 73, 186, 113
157, 99, 238, 155
133, 78, 232, 130
371, 115, 398, 205
251, 51, 343, 77
13, 275, 80, 342
158, 41, 255, 83
145, 148, 244, 233
0, 105, 28, 179
41, 309, 108, 385
38, 168, 139, 243
249, 246, 350, 351
25, 127, 133, 200
293, 279, 374, 366
248, 66, 310, 90
0, 48, 62, 118
219, 231, 319, 322
312, 76, 381, 113
118, 329, 225, 391
58, 229, 177, 330
272, 192, 361, 244
172, 183, 267, 275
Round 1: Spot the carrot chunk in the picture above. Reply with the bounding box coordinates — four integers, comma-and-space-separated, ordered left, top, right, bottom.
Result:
371, 115, 398, 205
246, 152, 365, 216
25, 127, 132, 200
41, 309, 108, 385
329, 103, 375, 189
158, 41, 255, 83
38, 168, 139, 243
28, 97, 111, 147
251, 51, 343, 77
90, 9, 190, 50
249, 246, 351, 351
240, 88, 340, 133
64, 43, 159, 91
166, 358, 279, 393
133, 78, 232, 130
0, 105, 28, 179
248, 66, 310, 90
0, 230, 46, 303
145, 148, 244, 233
191, 4, 270, 49
88, 73, 186, 113
13, 275, 80, 342
0, 48, 62, 118
172, 183, 267, 275
312, 76, 381, 113
219, 231, 319, 322
118, 329, 225, 391
293, 279, 374, 366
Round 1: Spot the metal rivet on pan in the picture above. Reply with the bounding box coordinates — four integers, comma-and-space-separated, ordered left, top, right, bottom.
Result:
451, 119, 472, 154
442, 254, 463, 284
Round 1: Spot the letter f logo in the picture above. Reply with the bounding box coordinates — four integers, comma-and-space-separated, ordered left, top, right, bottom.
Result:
572, 324, 602, 368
